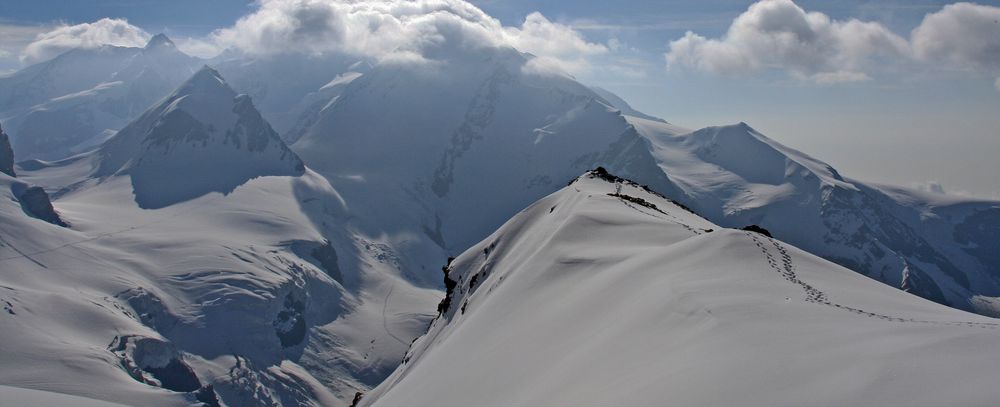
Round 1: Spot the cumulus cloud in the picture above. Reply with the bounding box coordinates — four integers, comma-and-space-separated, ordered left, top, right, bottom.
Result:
665, 0, 908, 83
911, 2, 1000, 92
912, 3, 1000, 71
504, 12, 606, 60
21, 18, 150, 64
205, 0, 605, 74
665, 0, 1000, 89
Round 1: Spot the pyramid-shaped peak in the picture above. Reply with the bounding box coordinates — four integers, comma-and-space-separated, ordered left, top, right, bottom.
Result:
144, 33, 176, 50
95, 63, 304, 208
173, 65, 233, 97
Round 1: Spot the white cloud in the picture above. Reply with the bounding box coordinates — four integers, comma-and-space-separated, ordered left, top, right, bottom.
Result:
911, 2, 1000, 94
504, 12, 606, 60
665, 1, 1000, 89
173, 36, 223, 59
21, 18, 149, 64
206, 0, 605, 73
911, 3, 1000, 71
665, 0, 908, 83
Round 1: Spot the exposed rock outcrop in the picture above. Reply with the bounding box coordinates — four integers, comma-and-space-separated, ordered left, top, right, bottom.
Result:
0, 124, 14, 177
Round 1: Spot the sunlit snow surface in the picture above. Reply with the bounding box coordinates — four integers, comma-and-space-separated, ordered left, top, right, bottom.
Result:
363, 172, 1000, 407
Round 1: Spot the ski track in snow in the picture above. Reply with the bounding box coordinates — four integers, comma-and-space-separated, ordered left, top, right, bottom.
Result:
0, 233, 47, 268
0, 195, 223, 263
745, 231, 1000, 330
382, 281, 409, 346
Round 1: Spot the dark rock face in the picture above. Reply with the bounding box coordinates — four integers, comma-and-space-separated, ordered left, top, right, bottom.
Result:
0, 124, 14, 177
193, 385, 222, 407
437, 257, 458, 315
310, 240, 343, 284
144, 357, 201, 392
14, 185, 67, 227
741, 225, 773, 238
273, 294, 307, 348
108, 335, 220, 406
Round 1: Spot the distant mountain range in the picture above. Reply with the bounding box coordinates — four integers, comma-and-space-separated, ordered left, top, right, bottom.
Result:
0, 34, 997, 406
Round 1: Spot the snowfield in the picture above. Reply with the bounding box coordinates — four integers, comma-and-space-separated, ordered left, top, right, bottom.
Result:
362, 170, 1000, 407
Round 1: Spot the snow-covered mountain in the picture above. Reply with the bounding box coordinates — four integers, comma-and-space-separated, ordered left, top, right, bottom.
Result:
361, 169, 1000, 407
94, 65, 304, 208
631, 118, 1000, 315
289, 45, 1000, 316
2, 33, 999, 407
3, 67, 440, 406
293, 46, 672, 265
0, 34, 202, 160
211, 53, 368, 139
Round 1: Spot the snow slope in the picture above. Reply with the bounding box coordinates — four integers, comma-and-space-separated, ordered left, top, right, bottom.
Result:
362, 169, 1000, 407
3, 68, 440, 406
0, 386, 134, 407
632, 119, 1000, 315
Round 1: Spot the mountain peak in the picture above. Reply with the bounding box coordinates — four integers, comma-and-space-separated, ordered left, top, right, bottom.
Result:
169, 65, 234, 103
184, 65, 226, 87
96, 67, 304, 208
144, 33, 176, 50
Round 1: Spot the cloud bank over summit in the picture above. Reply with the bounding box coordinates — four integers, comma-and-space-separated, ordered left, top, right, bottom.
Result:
666, 0, 1000, 87
208, 0, 609, 75
21, 18, 150, 64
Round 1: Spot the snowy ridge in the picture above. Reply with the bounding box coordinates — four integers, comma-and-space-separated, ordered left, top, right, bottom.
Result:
634, 118, 1000, 315
362, 169, 1000, 407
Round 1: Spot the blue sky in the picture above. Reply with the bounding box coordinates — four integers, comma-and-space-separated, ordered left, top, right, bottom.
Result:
1, 0, 998, 197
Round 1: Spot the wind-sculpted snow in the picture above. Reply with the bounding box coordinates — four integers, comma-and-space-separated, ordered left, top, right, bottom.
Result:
362, 170, 1000, 407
